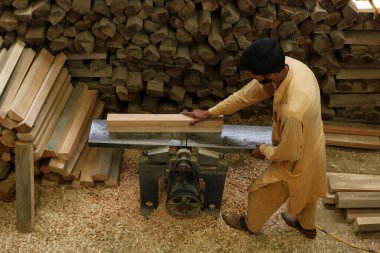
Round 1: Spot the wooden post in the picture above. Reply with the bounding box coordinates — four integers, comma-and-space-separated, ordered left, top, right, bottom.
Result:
16, 142, 34, 233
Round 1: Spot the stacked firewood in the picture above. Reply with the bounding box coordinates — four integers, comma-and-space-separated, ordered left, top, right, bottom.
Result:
0, 0, 378, 122
323, 172, 380, 233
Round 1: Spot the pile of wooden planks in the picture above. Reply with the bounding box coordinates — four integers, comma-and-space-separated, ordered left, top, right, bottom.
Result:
323, 173, 380, 232
323, 121, 380, 149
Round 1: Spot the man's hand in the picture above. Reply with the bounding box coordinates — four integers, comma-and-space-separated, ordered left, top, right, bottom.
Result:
252, 144, 265, 159
181, 109, 211, 125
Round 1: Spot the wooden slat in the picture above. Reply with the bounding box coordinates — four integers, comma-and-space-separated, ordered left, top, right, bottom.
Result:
336, 69, 380, 79
325, 133, 380, 150
65, 52, 107, 60
70, 145, 90, 180
328, 94, 380, 107
0, 48, 35, 119
335, 192, 380, 208
328, 173, 380, 192
343, 31, 380, 45
8, 49, 55, 122
345, 209, 380, 223
105, 148, 122, 187
353, 217, 380, 232
107, 114, 223, 132
0, 40, 25, 97
43, 83, 87, 158
79, 147, 97, 187
16, 52, 67, 132
322, 192, 336, 205
67, 64, 112, 77
0, 48, 8, 69
15, 142, 34, 233
91, 147, 114, 181
16, 69, 69, 142
323, 121, 380, 137
57, 90, 98, 160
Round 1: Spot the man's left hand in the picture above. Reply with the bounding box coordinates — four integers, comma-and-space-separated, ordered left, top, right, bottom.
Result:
252, 144, 265, 159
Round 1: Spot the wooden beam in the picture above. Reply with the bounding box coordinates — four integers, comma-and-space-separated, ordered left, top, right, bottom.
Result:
336, 69, 380, 79
323, 121, 380, 137
328, 173, 380, 193
328, 94, 380, 107
67, 64, 112, 78
92, 147, 114, 181
335, 192, 380, 208
345, 209, 380, 223
325, 133, 380, 150
353, 217, 380, 232
8, 49, 55, 122
65, 52, 108, 60
343, 31, 380, 46
105, 148, 122, 187
15, 142, 34, 232
107, 114, 223, 132
79, 147, 97, 187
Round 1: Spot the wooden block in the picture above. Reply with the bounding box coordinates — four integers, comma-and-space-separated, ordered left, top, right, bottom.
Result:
323, 121, 380, 137
345, 209, 380, 223
168, 85, 186, 102
141, 95, 158, 113
15, 142, 34, 232
0, 10, 18, 32
72, 0, 91, 15
328, 94, 380, 107
353, 217, 380, 232
336, 192, 380, 208
75, 31, 95, 53
0, 128, 17, 148
25, 26, 46, 46
208, 16, 224, 51
66, 52, 108, 60
92, 147, 114, 181
105, 148, 122, 187
146, 80, 164, 97
79, 147, 97, 187
107, 114, 223, 133
68, 64, 112, 78
336, 69, 380, 79
57, 90, 98, 160
8, 49, 54, 122
328, 173, 380, 193
127, 71, 143, 92
16, 53, 67, 133
325, 133, 380, 150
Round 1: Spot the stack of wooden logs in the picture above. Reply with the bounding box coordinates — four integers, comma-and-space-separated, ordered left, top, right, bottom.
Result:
0, 0, 378, 122
0, 39, 121, 198
323, 172, 380, 233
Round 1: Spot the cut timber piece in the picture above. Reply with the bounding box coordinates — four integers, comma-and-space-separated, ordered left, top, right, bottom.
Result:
346, 209, 380, 223
68, 64, 112, 78
208, 16, 224, 51
105, 148, 122, 187
328, 94, 380, 107
92, 148, 114, 181
342, 31, 380, 46
72, 0, 91, 15
15, 142, 34, 233
336, 192, 380, 208
0, 40, 25, 97
336, 69, 380, 79
0, 10, 18, 32
107, 114, 224, 133
44, 84, 88, 158
328, 173, 380, 193
57, 90, 98, 160
66, 52, 107, 60
353, 217, 380, 232
325, 133, 380, 150
322, 192, 336, 205
8, 49, 54, 122
16, 53, 67, 132
323, 121, 380, 137
80, 147, 97, 187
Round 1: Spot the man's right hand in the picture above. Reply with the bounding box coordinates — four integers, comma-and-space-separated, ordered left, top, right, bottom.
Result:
181, 109, 211, 125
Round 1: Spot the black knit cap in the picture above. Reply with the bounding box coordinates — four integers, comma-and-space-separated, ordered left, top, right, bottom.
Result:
239, 38, 285, 75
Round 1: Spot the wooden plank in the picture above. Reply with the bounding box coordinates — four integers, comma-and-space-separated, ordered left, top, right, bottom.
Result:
91, 147, 114, 181
8, 49, 55, 122
79, 147, 97, 187
16, 69, 69, 142
323, 121, 380, 137
328, 173, 380, 193
16, 53, 67, 132
0, 49, 9, 72
43, 83, 87, 158
345, 209, 380, 223
67, 64, 112, 77
336, 69, 380, 79
65, 52, 108, 60
328, 94, 380, 107
70, 145, 90, 180
336, 192, 380, 208
105, 148, 122, 187
57, 90, 98, 160
325, 133, 380, 149
0, 48, 35, 119
353, 217, 380, 232
15, 142, 34, 232
343, 31, 380, 45
0, 40, 25, 97
322, 192, 336, 205
107, 114, 224, 133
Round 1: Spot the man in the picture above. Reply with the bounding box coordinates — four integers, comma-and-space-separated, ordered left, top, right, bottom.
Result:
182, 38, 327, 239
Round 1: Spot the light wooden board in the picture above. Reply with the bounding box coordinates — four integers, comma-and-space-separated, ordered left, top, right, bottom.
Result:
70, 145, 90, 180
322, 192, 336, 205
325, 133, 380, 150
328, 173, 380, 192
335, 192, 380, 208
345, 209, 380, 223
343, 31, 380, 45
336, 69, 380, 79
43, 83, 87, 158
16, 53, 67, 132
0, 40, 25, 97
8, 49, 55, 122
0, 48, 35, 119
323, 121, 380, 137
15, 142, 34, 233
79, 147, 97, 187
353, 217, 380, 232
57, 90, 98, 160
107, 114, 224, 133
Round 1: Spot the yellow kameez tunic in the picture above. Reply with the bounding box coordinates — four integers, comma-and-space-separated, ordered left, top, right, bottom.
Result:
209, 56, 327, 215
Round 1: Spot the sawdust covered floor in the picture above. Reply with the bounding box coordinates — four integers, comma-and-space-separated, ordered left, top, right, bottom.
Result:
0, 147, 379, 253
